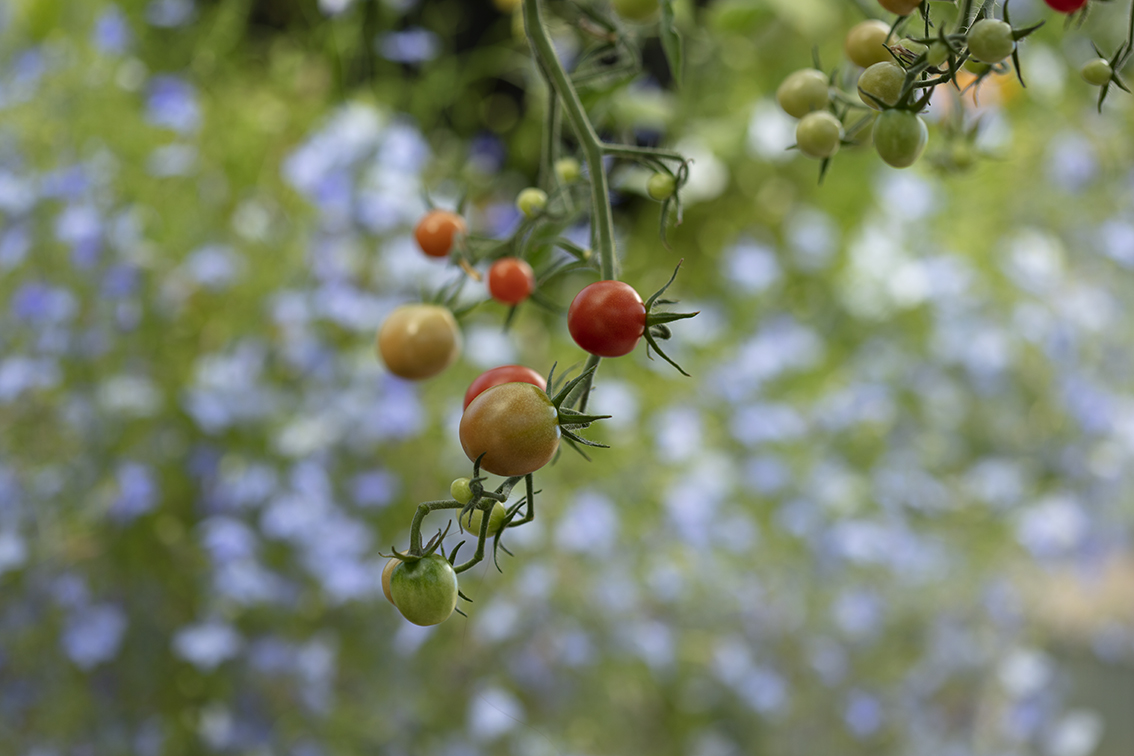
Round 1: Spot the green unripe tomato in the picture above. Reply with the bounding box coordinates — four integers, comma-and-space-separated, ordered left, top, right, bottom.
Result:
776, 69, 830, 118
898, 38, 928, 57
516, 187, 548, 218
390, 554, 459, 626
450, 477, 473, 505
612, 0, 659, 22
927, 42, 950, 68
554, 157, 581, 183
1081, 58, 1113, 86
873, 110, 928, 168
967, 19, 1015, 64
796, 111, 843, 160
858, 62, 906, 110
646, 172, 676, 200
382, 558, 398, 606
963, 58, 991, 75
845, 20, 893, 68
459, 501, 507, 537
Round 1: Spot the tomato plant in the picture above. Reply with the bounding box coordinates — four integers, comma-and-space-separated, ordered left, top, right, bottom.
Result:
376, 304, 462, 380
796, 111, 843, 160
873, 110, 928, 168
967, 19, 1016, 64
487, 257, 536, 305
463, 365, 547, 409
568, 281, 647, 358
858, 62, 906, 110
390, 555, 459, 626
1082, 58, 1113, 85
776, 69, 830, 118
845, 20, 894, 68
459, 382, 561, 476
414, 209, 467, 258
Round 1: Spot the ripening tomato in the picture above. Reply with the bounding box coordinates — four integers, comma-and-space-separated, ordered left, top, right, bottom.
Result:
390, 555, 459, 626
879, 0, 922, 15
776, 69, 830, 118
414, 210, 467, 258
487, 257, 536, 305
377, 304, 462, 380
873, 110, 928, 168
845, 20, 893, 68
463, 365, 547, 409
796, 111, 843, 160
567, 280, 647, 358
460, 501, 507, 537
967, 19, 1015, 64
459, 382, 561, 477
858, 61, 906, 110
1044, 0, 1088, 12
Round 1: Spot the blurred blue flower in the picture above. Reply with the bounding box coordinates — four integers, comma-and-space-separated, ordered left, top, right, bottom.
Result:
54, 204, 104, 267
0, 224, 31, 269
11, 283, 77, 325
0, 171, 36, 216
653, 406, 703, 462
808, 637, 848, 686
111, 463, 158, 522
147, 144, 197, 176
184, 244, 241, 290
467, 132, 506, 174
467, 686, 523, 741
723, 237, 780, 293
832, 588, 884, 639
785, 206, 838, 271
555, 491, 619, 555
283, 103, 383, 199
729, 403, 806, 446
146, 76, 200, 133
351, 469, 397, 508
94, 6, 132, 55
376, 29, 441, 64
845, 690, 884, 738
737, 667, 788, 716
376, 119, 431, 174
40, 165, 89, 200
1016, 495, 1089, 560
0, 356, 61, 403
172, 621, 242, 671
1097, 220, 1134, 268
62, 604, 127, 670
1046, 132, 1097, 192
146, 0, 195, 28
0, 530, 27, 576
101, 263, 139, 299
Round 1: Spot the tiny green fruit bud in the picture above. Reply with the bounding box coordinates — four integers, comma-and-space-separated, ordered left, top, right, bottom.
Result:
554, 157, 581, 183
646, 172, 676, 200
516, 187, 548, 218
1081, 58, 1113, 87
450, 477, 473, 504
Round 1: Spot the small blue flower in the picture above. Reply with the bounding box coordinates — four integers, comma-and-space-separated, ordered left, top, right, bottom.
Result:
376, 28, 441, 64
146, 76, 201, 133
172, 621, 242, 671
845, 690, 883, 738
351, 470, 397, 508
111, 463, 158, 522
146, 0, 195, 28
62, 604, 127, 670
94, 5, 132, 55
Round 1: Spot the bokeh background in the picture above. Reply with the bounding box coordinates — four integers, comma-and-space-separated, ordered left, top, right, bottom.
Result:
1, 0, 1133, 753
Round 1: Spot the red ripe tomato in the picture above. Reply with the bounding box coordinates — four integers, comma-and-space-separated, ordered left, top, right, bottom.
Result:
1044, 0, 1087, 11
414, 210, 467, 258
463, 365, 547, 410
487, 258, 536, 305
567, 280, 646, 358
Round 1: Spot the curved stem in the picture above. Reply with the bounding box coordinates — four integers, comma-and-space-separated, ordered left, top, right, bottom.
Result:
524, 0, 617, 281
409, 500, 461, 555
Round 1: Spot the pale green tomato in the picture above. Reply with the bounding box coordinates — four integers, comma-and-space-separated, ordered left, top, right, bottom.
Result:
796, 111, 843, 160
390, 555, 459, 626
873, 110, 928, 168
967, 19, 1015, 64
845, 20, 893, 68
459, 501, 507, 537
554, 157, 581, 183
646, 172, 676, 200
927, 42, 950, 68
450, 477, 473, 505
612, 0, 659, 22
858, 61, 906, 110
963, 58, 991, 75
1081, 59, 1113, 86
776, 69, 830, 118
516, 187, 548, 218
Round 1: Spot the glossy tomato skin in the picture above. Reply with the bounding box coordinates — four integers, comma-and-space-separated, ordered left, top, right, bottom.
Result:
414, 210, 467, 258
845, 20, 893, 68
377, 304, 462, 380
382, 558, 398, 605
967, 19, 1015, 64
459, 383, 560, 476
487, 258, 536, 305
858, 62, 905, 110
873, 110, 928, 168
776, 69, 830, 118
390, 555, 459, 626
796, 111, 843, 160
567, 281, 647, 358
1044, 0, 1087, 12
463, 365, 547, 410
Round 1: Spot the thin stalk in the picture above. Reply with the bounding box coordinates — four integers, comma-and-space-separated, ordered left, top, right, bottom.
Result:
539, 83, 562, 192
524, 0, 617, 281
409, 500, 461, 554
601, 144, 687, 162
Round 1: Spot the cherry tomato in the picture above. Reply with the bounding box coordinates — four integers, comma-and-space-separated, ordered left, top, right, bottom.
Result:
487, 257, 536, 306
858, 62, 906, 110
647, 172, 676, 201
414, 210, 467, 258
390, 555, 459, 626
382, 558, 398, 606
567, 280, 647, 358
873, 110, 928, 168
967, 19, 1015, 64
796, 111, 843, 160
1081, 58, 1113, 86
459, 383, 561, 477
463, 365, 547, 410
613, 0, 659, 22
460, 501, 507, 536
1044, 0, 1088, 12
555, 157, 581, 183
927, 42, 950, 68
377, 304, 462, 380
516, 188, 548, 218
845, 20, 893, 68
879, 0, 922, 15
776, 69, 830, 118
450, 477, 474, 504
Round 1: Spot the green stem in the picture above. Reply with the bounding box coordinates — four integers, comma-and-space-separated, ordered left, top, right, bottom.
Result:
602, 144, 687, 163
409, 500, 461, 555
524, 0, 616, 281
539, 77, 562, 192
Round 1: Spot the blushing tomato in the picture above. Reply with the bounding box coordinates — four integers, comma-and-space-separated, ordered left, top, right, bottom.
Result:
377, 304, 462, 380
414, 210, 467, 258
487, 257, 536, 305
567, 280, 647, 358
1044, 0, 1087, 12
459, 383, 560, 477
